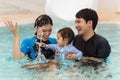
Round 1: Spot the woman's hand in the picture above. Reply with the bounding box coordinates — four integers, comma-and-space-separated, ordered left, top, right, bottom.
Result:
5, 21, 19, 36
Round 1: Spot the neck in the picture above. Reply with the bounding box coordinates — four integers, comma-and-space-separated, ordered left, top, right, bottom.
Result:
82, 30, 95, 41
62, 42, 69, 47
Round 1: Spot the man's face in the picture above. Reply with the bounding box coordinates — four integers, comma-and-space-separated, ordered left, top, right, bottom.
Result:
36, 24, 52, 41
75, 18, 90, 35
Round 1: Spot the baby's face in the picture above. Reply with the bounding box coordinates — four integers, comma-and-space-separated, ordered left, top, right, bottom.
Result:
57, 33, 64, 47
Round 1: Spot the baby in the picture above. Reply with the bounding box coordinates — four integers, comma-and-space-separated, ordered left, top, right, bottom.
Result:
41, 27, 82, 61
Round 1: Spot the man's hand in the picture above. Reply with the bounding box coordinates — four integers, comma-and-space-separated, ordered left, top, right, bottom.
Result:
65, 52, 77, 60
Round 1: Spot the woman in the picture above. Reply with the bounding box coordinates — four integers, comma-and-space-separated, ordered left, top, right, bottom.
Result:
5, 14, 57, 60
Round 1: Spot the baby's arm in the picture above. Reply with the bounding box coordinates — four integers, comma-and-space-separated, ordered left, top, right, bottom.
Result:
45, 44, 57, 51
41, 43, 59, 56
41, 42, 56, 50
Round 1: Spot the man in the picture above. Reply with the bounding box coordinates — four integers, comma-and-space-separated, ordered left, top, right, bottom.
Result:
73, 8, 111, 63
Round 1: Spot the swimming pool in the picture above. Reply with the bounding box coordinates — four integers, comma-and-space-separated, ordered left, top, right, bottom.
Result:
0, 21, 120, 80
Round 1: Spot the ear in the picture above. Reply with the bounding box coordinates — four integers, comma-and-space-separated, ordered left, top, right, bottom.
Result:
63, 38, 67, 41
64, 38, 69, 44
87, 20, 93, 28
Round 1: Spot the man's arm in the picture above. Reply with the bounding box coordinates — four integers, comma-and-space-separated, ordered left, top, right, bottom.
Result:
97, 39, 111, 59
82, 56, 104, 62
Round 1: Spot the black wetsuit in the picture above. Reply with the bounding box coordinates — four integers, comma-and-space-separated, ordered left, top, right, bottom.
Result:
73, 34, 111, 60
32, 39, 55, 60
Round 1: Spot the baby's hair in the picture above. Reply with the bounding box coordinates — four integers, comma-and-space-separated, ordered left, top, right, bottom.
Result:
58, 27, 74, 44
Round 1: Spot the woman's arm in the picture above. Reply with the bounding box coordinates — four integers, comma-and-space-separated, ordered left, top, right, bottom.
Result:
5, 21, 24, 60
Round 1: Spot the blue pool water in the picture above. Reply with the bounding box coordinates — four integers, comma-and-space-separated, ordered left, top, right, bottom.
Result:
0, 21, 120, 80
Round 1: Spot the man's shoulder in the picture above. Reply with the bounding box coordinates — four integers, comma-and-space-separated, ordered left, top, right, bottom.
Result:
48, 37, 57, 44
94, 34, 108, 43
94, 34, 110, 47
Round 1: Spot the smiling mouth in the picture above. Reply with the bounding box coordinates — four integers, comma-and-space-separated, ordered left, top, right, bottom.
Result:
42, 36, 48, 40
77, 28, 81, 32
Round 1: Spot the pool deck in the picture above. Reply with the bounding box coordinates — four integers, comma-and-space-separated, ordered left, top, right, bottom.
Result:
98, 10, 120, 23
0, 0, 45, 26
0, 0, 120, 26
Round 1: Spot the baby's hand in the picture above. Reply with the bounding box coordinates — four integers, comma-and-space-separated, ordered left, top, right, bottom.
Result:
40, 42, 46, 48
55, 50, 60, 56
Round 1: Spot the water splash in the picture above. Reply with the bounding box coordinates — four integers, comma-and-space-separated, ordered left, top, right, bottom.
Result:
35, 32, 48, 63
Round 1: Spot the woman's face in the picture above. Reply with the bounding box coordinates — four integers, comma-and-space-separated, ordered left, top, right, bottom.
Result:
36, 24, 52, 41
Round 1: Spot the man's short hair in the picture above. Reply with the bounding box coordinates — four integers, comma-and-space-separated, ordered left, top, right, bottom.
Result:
76, 8, 98, 30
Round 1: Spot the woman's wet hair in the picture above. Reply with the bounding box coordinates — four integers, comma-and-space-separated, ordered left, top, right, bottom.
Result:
34, 14, 53, 28
58, 27, 74, 44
